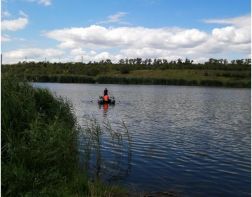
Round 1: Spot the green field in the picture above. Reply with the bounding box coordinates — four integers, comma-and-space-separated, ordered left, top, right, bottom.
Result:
104, 69, 250, 82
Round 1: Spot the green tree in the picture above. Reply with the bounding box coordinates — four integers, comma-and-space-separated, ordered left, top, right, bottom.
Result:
119, 59, 125, 64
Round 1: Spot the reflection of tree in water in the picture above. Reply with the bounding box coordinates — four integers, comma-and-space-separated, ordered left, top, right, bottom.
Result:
79, 118, 132, 183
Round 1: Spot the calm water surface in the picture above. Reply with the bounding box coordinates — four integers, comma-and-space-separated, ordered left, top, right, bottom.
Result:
34, 83, 251, 197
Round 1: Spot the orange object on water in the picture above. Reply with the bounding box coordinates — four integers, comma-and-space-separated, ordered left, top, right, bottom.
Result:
103, 95, 109, 102
103, 103, 109, 111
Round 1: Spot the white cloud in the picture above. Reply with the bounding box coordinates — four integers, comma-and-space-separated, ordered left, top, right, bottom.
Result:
38, 0, 51, 6
2, 17, 28, 31
45, 25, 208, 50
19, 10, 28, 18
203, 15, 251, 27
69, 48, 122, 62
1, 34, 11, 42
212, 26, 250, 44
203, 15, 251, 47
3, 15, 250, 64
26, 0, 52, 6
1, 34, 28, 43
107, 12, 127, 23
3, 48, 64, 64
98, 12, 129, 25
2, 11, 11, 18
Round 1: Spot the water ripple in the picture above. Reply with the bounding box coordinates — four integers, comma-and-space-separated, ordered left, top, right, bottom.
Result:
34, 83, 251, 197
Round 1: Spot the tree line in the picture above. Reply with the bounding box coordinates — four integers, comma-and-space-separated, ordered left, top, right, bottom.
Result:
3, 57, 250, 76
2, 56, 250, 88
84, 57, 251, 65
78, 58, 251, 65
4, 57, 251, 66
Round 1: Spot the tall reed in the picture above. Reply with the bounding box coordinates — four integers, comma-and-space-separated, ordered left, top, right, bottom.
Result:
2, 76, 128, 196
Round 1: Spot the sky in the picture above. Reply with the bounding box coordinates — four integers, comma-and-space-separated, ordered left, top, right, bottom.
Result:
1, 0, 251, 64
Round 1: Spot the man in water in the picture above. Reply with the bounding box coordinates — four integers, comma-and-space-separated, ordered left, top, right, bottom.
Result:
103, 88, 109, 102
104, 88, 108, 96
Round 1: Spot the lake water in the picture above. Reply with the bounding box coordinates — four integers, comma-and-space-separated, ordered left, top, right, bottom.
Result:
34, 83, 251, 197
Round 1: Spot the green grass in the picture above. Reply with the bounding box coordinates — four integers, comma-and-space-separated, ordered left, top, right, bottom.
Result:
1, 76, 128, 196
2, 61, 250, 87
114, 69, 250, 80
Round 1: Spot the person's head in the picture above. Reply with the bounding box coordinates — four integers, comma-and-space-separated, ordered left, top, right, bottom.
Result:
104, 88, 108, 95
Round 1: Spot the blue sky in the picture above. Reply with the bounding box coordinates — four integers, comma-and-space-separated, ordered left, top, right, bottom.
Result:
1, 0, 251, 63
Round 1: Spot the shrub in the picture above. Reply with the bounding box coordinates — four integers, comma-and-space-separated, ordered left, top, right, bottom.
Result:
119, 65, 131, 74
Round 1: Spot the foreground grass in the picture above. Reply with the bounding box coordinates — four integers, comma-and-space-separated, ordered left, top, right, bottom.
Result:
1, 76, 127, 196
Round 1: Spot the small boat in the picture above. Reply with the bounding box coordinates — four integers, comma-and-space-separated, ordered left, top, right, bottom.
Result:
98, 96, 115, 105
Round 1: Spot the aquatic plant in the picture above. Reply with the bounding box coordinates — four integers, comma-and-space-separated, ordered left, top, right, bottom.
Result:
79, 118, 133, 183
1, 76, 128, 196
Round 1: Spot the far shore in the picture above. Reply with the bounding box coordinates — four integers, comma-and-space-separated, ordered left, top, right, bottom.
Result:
2, 60, 251, 88
19, 74, 251, 88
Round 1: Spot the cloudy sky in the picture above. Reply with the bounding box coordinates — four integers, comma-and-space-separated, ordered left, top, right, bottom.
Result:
1, 0, 251, 64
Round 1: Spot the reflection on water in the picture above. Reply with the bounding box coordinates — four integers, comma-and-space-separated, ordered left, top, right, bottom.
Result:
79, 118, 132, 182
98, 103, 113, 117
33, 83, 251, 197
102, 103, 108, 113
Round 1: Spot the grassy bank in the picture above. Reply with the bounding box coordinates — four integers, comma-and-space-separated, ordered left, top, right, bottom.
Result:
10, 73, 250, 88
2, 61, 251, 88
1, 76, 126, 196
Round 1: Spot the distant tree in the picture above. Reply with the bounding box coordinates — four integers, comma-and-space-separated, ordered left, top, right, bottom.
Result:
209, 58, 213, 64
129, 59, 134, 65
236, 59, 244, 65
244, 58, 251, 65
136, 58, 142, 65
99, 60, 105, 64
184, 58, 192, 64
156, 59, 162, 65
147, 59, 152, 65
177, 58, 182, 64
142, 59, 148, 65
208, 58, 218, 64
218, 59, 224, 64
119, 59, 125, 64
162, 59, 168, 64
153, 59, 157, 65
105, 59, 112, 64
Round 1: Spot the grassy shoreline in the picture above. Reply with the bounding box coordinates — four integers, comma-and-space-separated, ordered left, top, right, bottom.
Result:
14, 73, 251, 88
1, 76, 127, 196
2, 61, 250, 88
